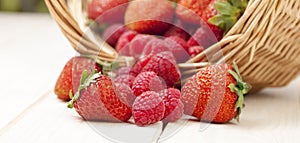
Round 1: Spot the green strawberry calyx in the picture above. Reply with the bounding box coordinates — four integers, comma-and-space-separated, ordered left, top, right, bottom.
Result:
209, 0, 248, 34
67, 70, 101, 108
228, 62, 251, 122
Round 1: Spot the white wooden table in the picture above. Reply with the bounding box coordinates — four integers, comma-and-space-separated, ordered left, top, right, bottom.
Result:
0, 13, 299, 143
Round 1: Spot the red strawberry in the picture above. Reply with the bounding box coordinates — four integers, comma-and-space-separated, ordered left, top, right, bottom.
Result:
181, 63, 251, 123
116, 30, 138, 56
132, 71, 166, 97
129, 35, 156, 59
115, 83, 136, 107
124, 0, 174, 35
129, 56, 152, 77
142, 39, 171, 57
114, 74, 135, 87
68, 71, 132, 122
88, 0, 128, 23
132, 91, 165, 126
164, 26, 190, 41
54, 56, 101, 101
187, 27, 217, 49
142, 52, 181, 87
188, 46, 205, 58
159, 88, 184, 122
164, 36, 190, 63
102, 24, 128, 47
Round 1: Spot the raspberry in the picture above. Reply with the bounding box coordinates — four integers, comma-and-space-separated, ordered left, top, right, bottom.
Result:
114, 74, 135, 87
129, 35, 156, 58
129, 56, 152, 77
164, 36, 190, 63
132, 71, 166, 96
142, 39, 170, 57
164, 26, 190, 41
116, 31, 137, 55
159, 88, 184, 122
115, 67, 132, 76
132, 91, 165, 126
102, 24, 128, 47
115, 83, 136, 107
142, 52, 181, 86
187, 27, 216, 48
188, 46, 204, 58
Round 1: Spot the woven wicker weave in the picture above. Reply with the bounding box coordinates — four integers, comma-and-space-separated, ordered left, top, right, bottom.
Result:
45, 0, 300, 91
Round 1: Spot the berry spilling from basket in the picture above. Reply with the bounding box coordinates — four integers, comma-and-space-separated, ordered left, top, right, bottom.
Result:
54, 0, 250, 126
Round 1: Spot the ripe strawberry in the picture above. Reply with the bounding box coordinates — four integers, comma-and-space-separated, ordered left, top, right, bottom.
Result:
129, 35, 156, 59
132, 71, 166, 97
159, 88, 184, 122
124, 0, 174, 35
188, 46, 205, 58
181, 63, 251, 123
116, 30, 137, 56
164, 36, 190, 63
54, 56, 101, 101
102, 24, 128, 47
114, 74, 135, 87
129, 56, 152, 77
142, 39, 171, 57
115, 83, 136, 107
142, 52, 181, 87
164, 26, 190, 41
68, 71, 132, 122
88, 0, 128, 23
132, 91, 165, 126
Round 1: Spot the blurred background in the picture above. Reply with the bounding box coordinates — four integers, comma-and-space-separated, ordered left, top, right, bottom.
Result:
0, 0, 48, 12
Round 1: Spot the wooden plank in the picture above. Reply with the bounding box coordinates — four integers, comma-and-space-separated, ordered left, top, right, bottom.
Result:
0, 92, 163, 143
159, 77, 300, 143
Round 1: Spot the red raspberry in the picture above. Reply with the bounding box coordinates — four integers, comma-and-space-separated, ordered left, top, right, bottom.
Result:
102, 24, 128, 47
164, 26, 190, 41
142, 39, 170, 57
115, 67, 132, 76
159, 88, 184, 122
132, 71, 166, 96
187, 27, 217, 48
129, 35, 156, 59
115, 83, 136, 107
142, 52, 181, 87
129, 56, 152, 77
132, 91, 165, 126
164, 36, 190, 63
188, 46, 205, 58
116, 31, 137, 55
114, 74, 135, 87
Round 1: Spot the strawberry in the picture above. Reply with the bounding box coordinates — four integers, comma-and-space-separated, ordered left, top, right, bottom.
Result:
129, 34, 156, 59
132, 91, 165, 126
132, 71, 166, 97
188, 46, 205, 58
176, 0, 248, 38
54, 56, 101, 101
187, 27, 217, 49
159, 88, 184, 122
114, 74, 135, 87
88, 0, 128, 24
142, 52, 181, 87
102, 24, 128, 47
116, 30, 137, 56
68, 71, 132, 122
181, 63, 251, 123
164, 36, 190, 63
124, 0, 174, 35
115, 83, 136, 107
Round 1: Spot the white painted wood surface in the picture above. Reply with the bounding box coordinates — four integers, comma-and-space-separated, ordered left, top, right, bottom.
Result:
0, 13, 300, 143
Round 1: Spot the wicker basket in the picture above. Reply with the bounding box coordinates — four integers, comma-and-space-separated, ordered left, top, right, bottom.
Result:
45, 0, 300, 91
